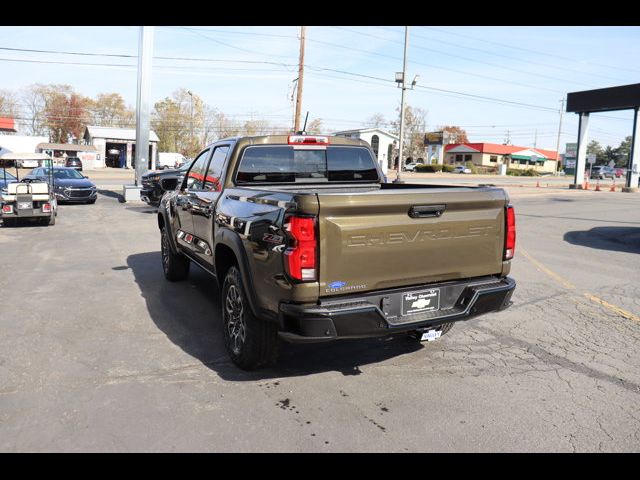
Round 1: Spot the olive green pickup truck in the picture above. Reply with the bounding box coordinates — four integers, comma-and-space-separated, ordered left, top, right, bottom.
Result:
157, 134, 516, 370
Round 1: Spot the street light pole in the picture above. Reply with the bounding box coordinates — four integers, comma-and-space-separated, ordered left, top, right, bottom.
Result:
555, 98, 565, 173
394, 26, 410, 184
135, 25, 154, 187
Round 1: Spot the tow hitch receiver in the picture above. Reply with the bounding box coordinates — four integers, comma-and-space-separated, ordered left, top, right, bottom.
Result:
410, 328, 443, 342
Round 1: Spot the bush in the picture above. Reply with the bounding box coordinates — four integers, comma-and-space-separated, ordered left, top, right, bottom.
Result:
465, 161, 478, 174
476, 166, 498, 175
507, 168, 540, 176
415, 164, 443, 173
442, 165, 455, 173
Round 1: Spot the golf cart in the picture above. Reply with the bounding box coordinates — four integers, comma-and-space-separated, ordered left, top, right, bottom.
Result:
1, 153, 57, 227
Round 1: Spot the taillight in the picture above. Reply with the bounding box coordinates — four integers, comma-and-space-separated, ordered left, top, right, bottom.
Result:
2, 204, 13, 214
284, 216, 317, 281
42, 203, 51, 213
288, 135, 329, 145
504, 205, 516, 260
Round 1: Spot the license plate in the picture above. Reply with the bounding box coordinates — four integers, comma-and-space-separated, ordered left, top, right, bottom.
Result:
18, 202, 33, 210
402, 289, 440, 316
420, 329, 442, 342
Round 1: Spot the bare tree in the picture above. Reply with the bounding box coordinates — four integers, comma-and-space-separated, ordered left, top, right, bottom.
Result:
306, 118, 323, 134
365, 113, 386, 129
90, 93, 134, 127
391, 104, 428, 160
0, 89, 19, 117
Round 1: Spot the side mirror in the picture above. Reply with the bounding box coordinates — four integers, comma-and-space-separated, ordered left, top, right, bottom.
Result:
160, 178, 179, 191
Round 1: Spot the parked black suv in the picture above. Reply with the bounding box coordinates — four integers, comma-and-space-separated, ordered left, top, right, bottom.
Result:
65, 157, 83, 171
141, 160, 193, 207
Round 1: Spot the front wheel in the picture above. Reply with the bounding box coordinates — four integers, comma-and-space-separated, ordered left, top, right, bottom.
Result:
222, 266, 279, 370
161, 226, 190, 281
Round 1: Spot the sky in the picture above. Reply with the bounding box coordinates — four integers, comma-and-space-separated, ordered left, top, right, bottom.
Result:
1, 25, 639, 153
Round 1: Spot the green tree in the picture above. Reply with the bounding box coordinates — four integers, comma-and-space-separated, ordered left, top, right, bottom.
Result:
587, 140, 605, 163
616, 136, 632, 167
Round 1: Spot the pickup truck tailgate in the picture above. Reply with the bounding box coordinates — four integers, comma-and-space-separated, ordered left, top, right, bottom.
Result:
317, 186, 507, 296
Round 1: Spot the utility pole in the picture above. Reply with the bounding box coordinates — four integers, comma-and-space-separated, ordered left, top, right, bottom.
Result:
394, 26, 410, 184
294, 26, 306, 132
534, 128, 538, 149
555, 98, 565, 172
135, 25, 154, 187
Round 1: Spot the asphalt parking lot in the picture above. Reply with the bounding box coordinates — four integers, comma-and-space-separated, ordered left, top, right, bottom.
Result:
1, 185, 639, 452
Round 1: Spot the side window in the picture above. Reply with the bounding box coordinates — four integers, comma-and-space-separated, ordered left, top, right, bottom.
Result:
185, 149, 210, 190
203, 146, 230, 191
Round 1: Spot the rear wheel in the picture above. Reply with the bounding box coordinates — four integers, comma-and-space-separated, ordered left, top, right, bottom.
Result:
222, 266, 279, 370
161, 226, 190, 281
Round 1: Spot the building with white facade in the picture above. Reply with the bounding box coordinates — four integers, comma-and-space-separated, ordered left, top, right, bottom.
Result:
0, 134, 49, 157
333, 128, 398, 175
83, 126, 159, 169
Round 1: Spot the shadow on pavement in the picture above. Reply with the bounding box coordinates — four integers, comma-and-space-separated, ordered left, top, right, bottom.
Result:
127, 252, 423, 381
98, 189, 125, 203
564, 226, 640, 254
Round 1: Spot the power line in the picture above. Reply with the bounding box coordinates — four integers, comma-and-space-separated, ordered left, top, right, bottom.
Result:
420, 26, 640, 76
305, 36, 566, 95
331, 26, 601, 90
159, 26, 297, 39
178, 26, 294, 60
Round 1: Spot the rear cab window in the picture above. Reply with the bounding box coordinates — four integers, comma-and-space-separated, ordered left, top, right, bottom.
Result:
235, 145, 380, 185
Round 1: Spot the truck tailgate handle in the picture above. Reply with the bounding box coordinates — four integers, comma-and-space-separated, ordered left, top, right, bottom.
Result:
409, 204, 446, 218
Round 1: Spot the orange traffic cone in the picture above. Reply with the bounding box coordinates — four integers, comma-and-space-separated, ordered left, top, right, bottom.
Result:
610, 180, 616, 192
595, 181, 601, 191
536, 180, 540, 188
584, 180, 589, 190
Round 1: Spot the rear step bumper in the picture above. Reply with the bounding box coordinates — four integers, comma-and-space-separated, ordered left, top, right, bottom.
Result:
278, 276, 515, 343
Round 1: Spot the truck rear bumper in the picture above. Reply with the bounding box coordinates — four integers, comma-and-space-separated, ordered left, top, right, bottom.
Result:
278, 276, 515, 343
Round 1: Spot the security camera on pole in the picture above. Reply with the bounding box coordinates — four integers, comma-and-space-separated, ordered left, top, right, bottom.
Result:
393, 26, 419, 184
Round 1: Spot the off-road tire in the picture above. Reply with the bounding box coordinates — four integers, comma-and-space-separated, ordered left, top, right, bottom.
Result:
161, 226, 189, 281
222, 266, 279, 370
87, 199, 96, 204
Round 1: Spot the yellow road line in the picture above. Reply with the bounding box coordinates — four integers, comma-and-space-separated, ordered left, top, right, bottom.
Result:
583, 293, 640, 324
520, 248, 576, 290
520, 248, 640, 324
